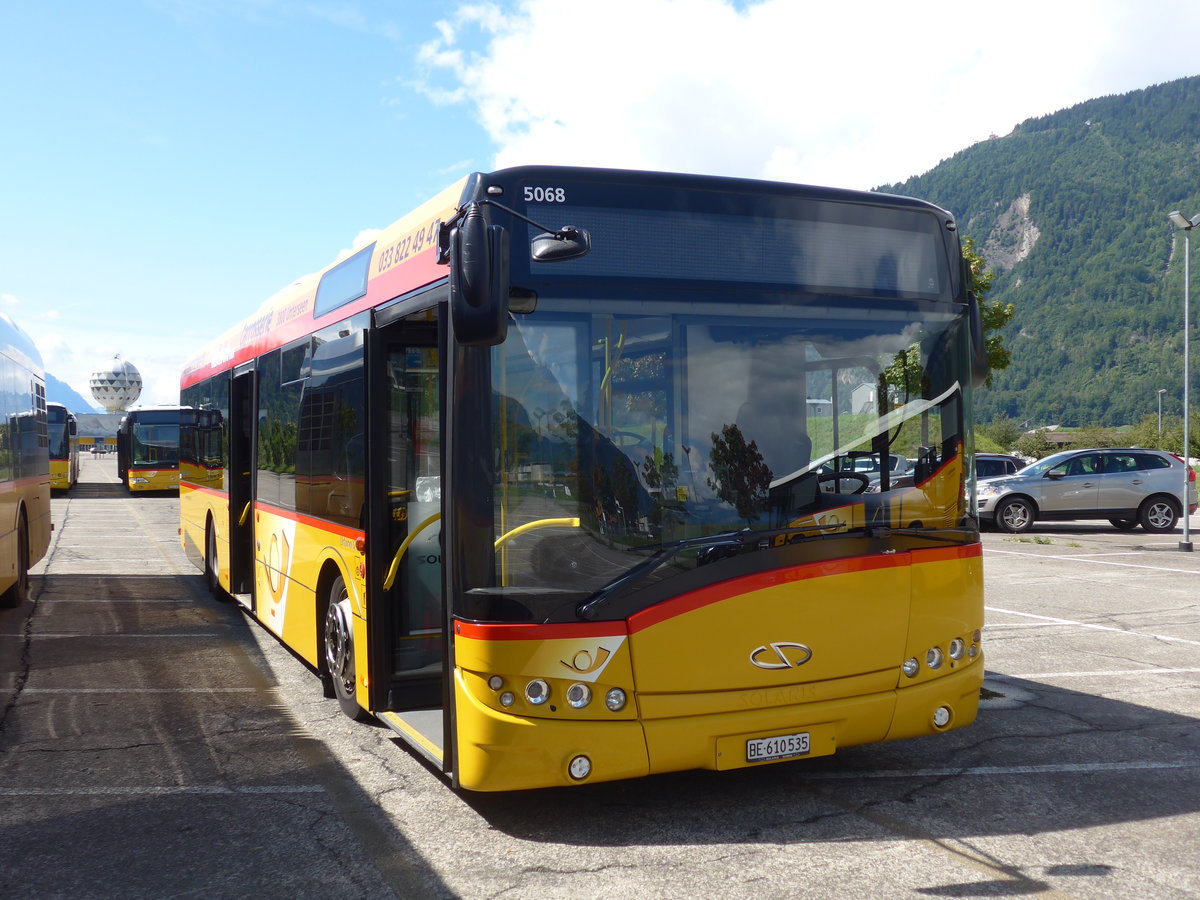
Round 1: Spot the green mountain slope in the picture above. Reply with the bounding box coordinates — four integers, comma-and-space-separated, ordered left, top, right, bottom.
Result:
879, 75, 1200, 427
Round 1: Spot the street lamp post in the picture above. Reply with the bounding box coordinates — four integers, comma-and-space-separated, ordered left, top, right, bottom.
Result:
1168, 210, 1197, 552
1159, 388, 1166, 439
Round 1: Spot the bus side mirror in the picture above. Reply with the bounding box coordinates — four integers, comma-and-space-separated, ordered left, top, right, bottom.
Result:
449, 203, 510, 347
967, 292, 989, 389
532, 226, 591, 262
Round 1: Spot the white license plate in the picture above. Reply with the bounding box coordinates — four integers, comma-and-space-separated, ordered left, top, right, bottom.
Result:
746, 731, 810, 763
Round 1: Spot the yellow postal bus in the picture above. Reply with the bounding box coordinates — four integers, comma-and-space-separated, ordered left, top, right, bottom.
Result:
117, 406, 182, 492
47, 402, 78, 492
181, 166, 988, 791
0, 312, 51, 608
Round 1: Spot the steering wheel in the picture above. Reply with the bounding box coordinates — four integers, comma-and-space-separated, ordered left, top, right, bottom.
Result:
817, 471, 870, 494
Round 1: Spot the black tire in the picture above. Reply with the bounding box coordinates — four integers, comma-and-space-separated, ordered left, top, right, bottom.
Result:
0, 517, 29, 609
323, 575, 369, 721
204, 522, 225, 598
1109, 519, 1138, 531
994, 496, 1035, 534
1139, 496, 1179, 533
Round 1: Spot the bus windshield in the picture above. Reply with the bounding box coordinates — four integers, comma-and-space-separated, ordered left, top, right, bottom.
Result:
464, 287, 971, 624
47, 409, 70, 461
132, 423, 180, 467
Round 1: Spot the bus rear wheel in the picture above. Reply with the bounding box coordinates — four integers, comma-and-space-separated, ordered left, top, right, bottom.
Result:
0, 516, 28, 609
323, 575, 369, 721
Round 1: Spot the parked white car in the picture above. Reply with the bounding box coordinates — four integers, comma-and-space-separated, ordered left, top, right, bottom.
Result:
976, 448, 1198, 533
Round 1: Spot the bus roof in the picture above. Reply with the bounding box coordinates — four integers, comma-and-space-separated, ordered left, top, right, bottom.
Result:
181, 177, 468, 389
0, 311, 44, 377
180, 165, 957, 391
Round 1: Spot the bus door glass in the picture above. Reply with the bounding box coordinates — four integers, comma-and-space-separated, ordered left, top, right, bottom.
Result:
229, 368, 256, 601
368, 309, 443, 711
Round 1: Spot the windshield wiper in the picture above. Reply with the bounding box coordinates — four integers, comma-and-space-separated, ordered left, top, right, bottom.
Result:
863, 526, 976, 545
577, 530, 752, 620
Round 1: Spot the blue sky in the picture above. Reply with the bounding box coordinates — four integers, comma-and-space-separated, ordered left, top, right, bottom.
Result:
3, 0, 1199, 409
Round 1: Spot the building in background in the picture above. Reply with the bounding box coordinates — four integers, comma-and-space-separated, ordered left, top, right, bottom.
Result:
89, 355, 142, 412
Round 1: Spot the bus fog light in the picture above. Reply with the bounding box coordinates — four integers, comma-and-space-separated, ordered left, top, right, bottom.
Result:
933, 706, 952, 728
499, 691, 515, 708
487, 675, 504, 691
604, 687, 627, 711
968, 645, 979, 659
568, 755, 592, 780
973, 629, 981, 643
902, 658, 919, 678
566, 683, 591, 708
948, 638, 965, 660
525, 679, 550, 705
926, 647, 944, 670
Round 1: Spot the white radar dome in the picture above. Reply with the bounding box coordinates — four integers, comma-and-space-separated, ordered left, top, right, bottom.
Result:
90, 355, 143, 412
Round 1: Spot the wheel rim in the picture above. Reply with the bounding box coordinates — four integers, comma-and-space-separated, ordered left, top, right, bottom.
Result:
324, 596, 354, 693
1147, 502, 1175, 530
1001, 501, 1030, 530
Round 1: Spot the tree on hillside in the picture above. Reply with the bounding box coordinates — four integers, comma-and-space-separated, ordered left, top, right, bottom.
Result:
882, 237, 1013, 399
979, 414, 1022, 450
963, 236, 1014, 385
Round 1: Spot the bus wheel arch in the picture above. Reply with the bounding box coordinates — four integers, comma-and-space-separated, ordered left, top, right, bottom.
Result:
318, 562, 369, 720
203, 514, 225, 599
0, 506, 29, 609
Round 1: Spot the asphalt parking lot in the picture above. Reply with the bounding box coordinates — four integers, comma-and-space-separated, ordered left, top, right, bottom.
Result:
2, 458, 1199, 899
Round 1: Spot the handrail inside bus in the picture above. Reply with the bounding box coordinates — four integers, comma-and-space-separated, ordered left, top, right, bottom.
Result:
238, 502, 251, 527
383, 513, 442, 591
494, 517, 580, 548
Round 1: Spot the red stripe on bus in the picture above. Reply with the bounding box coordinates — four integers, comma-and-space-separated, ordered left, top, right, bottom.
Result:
455, 620, 629, 641
627, 542, 982, 633
180, 252, 446, 390
456, 543, 981, 641
180, 486, 365, 542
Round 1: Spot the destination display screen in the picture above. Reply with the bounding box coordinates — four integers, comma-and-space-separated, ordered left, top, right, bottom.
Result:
521, 182, 951, 300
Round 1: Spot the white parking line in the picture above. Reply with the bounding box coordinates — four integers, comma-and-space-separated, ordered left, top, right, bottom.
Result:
1004, 668, 1200, 678
986, 547, 1199, 576
803, 760, 1199, 780
986, 606, 1200, 648
0, 785, 325, 796
20, 688, 258, 693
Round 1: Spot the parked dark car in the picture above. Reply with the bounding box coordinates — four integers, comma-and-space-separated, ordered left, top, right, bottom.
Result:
976, 448, 1198, 533
975, 453, 1024, 479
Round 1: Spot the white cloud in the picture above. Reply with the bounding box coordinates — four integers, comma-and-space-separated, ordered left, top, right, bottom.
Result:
418, 0, 1200, 190
24, 319, 194, 412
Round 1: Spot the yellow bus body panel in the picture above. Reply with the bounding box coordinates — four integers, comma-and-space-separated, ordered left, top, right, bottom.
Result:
127, 468, 181, 491
452, 544, 982, 791
49, 459, 72, 491
253, 505, 365, 669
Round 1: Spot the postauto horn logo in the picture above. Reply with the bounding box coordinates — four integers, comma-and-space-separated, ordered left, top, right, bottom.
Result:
749, 641, 813, 670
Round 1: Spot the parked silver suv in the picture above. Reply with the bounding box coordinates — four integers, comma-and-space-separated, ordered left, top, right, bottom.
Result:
976, 448, 1198, 534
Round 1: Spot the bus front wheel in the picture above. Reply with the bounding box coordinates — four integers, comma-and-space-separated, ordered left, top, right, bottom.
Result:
204, 523, 225, 598
323, 576, 369, 721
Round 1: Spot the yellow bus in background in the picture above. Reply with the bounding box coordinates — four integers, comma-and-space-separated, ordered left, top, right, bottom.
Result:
47, 402, 78, 492
0, 312, 51, 609
117, 406, 182, 492
181, 166, 989, 791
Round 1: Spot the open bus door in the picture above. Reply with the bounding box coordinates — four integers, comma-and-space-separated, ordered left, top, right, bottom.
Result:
365, 301, 452, 774
228, 365, 256, 608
